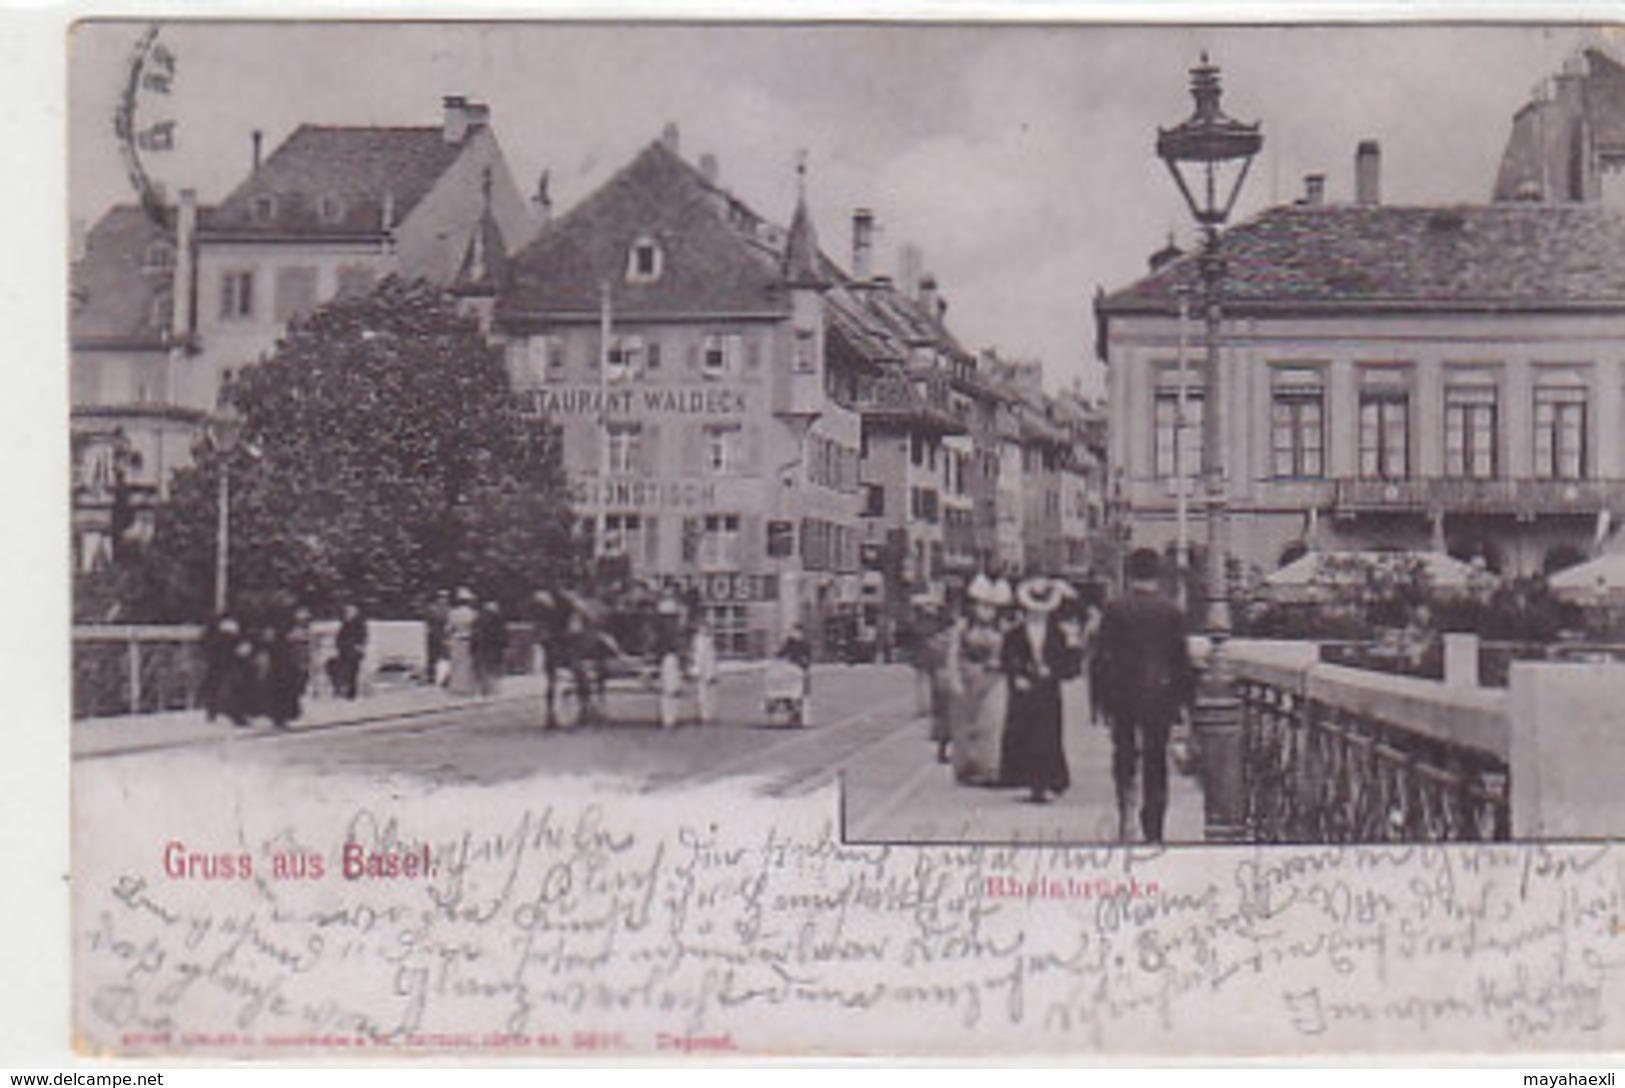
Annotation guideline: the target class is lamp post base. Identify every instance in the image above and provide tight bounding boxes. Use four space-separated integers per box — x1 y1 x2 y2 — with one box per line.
1193 637 1247 842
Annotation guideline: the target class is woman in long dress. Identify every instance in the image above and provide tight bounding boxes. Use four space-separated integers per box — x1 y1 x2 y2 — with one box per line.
446 588 480 696
1000 578 1083 803
947 575 1011 786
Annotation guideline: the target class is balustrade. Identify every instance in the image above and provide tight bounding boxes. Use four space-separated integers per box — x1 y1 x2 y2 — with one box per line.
1230 641 1511 843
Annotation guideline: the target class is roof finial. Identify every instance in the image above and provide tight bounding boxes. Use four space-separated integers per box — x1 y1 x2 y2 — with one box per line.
795 148 808 199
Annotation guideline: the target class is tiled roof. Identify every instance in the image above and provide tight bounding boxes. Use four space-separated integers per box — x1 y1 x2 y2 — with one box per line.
70 205 178 347
207 125 467 237
1099 204 1625 315
500 141 789 320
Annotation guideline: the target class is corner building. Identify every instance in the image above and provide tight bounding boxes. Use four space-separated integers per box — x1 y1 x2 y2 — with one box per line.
497 135 865 658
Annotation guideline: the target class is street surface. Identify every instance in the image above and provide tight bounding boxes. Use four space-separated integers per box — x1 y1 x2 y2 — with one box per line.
75 663 1203 844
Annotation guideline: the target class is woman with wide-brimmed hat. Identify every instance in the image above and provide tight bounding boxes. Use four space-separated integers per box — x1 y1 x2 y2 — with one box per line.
999 576 1084 803
944 573 1012 785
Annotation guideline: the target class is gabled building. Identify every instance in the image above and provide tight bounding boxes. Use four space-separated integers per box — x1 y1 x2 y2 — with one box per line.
69 96 535 569
193 96 535 403
1097 184 1625 580
496 130 865 658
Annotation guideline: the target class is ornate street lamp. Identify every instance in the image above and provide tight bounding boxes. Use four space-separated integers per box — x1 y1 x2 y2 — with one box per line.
206 401 244 616
1156 54 1262 841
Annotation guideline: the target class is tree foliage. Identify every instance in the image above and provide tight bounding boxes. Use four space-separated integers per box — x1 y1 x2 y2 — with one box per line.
134 278 577 620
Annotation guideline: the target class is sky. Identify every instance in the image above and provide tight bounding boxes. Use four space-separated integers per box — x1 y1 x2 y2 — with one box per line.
69 20 1617 396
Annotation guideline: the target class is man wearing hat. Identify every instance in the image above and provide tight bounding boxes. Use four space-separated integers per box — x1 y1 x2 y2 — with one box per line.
1093 548 1196 843
999 577 1084 804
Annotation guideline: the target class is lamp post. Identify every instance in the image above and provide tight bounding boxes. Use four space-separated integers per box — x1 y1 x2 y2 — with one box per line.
1156 53 1262 841
208 402 243 616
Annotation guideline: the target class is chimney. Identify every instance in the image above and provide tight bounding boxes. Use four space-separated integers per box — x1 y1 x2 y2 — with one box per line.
852 208 874 280
661 122 680 154
172 188 197 341
381 188 396 232
251 130 263 173
1303 173 1326 206
442 95 471 144
1355 140 1381 206
699 153 719 187
899 244 924 301
918 274 939 321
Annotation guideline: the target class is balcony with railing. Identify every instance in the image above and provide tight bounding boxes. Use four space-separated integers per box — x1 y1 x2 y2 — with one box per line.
1336 477 1625 516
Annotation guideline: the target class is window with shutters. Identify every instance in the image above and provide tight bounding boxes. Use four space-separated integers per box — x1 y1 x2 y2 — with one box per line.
273 266 319 322
219 270 255 320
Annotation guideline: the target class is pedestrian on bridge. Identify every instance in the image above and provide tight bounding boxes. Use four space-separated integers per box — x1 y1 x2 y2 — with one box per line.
1092 548 1196 843
1000 578 1084 804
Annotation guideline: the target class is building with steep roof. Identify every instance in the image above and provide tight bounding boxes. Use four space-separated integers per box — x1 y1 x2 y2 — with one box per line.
1495 48 1625 205
1097 189 1625 580
497 131 865 658
193 96 534 404
69 96 535 571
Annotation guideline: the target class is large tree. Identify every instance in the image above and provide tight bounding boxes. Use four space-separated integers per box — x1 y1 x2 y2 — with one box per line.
136 277 577 620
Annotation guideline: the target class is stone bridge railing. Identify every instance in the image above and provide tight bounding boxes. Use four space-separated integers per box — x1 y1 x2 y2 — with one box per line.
1226 640 1512 843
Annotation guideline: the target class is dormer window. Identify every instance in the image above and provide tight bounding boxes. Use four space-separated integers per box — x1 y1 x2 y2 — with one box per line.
142 241 174 274
626 236 662 284
249 195 278 223
316 194 346 224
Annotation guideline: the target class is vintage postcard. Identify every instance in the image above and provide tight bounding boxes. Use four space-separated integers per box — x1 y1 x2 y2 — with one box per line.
63 15 1625 1060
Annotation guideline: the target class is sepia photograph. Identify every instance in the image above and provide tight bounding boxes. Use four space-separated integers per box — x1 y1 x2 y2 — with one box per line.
59 15 1625 1061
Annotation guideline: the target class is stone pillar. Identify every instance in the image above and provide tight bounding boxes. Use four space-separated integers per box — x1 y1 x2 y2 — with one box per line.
1443 632 1479 687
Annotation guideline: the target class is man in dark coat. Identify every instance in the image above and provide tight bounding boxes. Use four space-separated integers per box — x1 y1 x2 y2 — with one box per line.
330 603 368 700
1092 548 1196 843
1000 578 1083 804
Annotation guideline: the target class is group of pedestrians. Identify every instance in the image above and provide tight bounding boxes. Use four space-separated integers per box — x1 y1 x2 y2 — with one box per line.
425 588 510 698
200 603 366 731
921 547 1196 842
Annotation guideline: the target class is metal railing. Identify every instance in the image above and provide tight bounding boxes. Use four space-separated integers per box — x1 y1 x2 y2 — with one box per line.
1335 476 1625 514
1229 641 1511 843
73 625 206 719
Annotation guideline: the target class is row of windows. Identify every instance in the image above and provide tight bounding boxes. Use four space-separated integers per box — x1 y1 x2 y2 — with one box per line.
214 265 376 323
585 512 744 569
524 333 756 382
603 423 754 476
1153 367 1602 482
582 512 869 572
